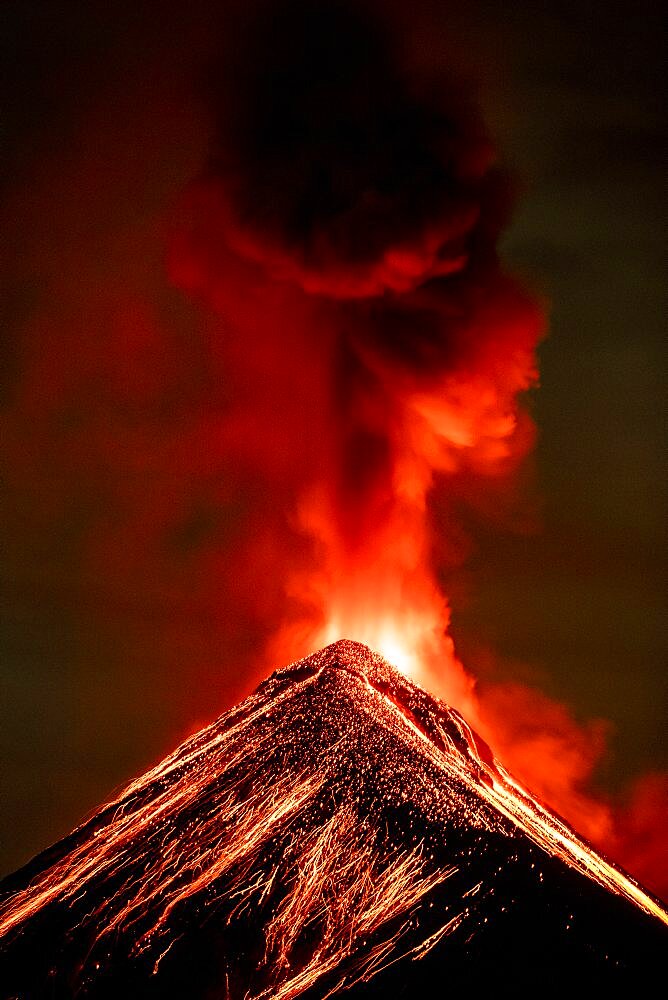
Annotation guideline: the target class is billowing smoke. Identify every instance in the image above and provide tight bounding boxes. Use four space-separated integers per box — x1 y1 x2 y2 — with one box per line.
203 1 501 299
170 0 540 715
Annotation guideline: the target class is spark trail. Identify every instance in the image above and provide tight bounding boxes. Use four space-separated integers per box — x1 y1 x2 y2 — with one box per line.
0 641 664 997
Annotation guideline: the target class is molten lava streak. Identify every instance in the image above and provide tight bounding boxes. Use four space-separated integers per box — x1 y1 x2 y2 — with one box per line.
0 643 664 997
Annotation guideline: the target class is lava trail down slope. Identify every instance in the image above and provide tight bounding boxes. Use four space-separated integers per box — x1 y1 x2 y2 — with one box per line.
0 640 665 997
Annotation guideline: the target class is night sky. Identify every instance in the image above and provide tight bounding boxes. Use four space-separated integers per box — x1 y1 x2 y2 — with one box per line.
1 0 665 892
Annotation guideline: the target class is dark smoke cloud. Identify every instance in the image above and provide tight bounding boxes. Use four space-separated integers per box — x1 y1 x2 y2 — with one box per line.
197 1 507 299
173 0 539 575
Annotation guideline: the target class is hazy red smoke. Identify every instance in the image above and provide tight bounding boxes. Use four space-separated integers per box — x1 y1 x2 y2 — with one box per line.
2 0 665 898
170 1 540 702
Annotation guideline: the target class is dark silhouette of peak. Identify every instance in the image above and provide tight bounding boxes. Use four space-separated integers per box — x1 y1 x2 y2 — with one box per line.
0 641 665 998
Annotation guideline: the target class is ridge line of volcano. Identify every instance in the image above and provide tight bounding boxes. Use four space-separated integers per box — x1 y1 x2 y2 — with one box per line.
287 642 668 927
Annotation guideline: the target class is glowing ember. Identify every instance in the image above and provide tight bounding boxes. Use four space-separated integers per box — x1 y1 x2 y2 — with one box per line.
0 641 664 997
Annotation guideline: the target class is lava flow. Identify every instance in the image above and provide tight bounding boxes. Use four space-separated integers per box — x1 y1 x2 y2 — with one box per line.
0 641 665 998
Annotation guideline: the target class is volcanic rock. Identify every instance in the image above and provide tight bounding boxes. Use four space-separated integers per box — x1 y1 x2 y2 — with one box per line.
0 640 665 997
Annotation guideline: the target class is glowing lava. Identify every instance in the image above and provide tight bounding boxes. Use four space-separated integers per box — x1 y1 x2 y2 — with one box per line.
0 641 664 998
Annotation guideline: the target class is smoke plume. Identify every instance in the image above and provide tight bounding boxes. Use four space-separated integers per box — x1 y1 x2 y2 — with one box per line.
170 0 541 713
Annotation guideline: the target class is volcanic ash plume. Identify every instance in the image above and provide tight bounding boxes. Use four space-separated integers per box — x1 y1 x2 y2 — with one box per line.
168 0 542 709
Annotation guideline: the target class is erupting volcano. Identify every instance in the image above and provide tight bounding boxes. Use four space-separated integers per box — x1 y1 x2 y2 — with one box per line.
2 0 665 993
0 641 664 998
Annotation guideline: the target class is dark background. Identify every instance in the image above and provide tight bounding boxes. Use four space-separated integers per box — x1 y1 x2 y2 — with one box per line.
1 0 665 879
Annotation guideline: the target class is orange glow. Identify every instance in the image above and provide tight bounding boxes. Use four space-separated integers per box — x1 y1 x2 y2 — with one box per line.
266 310 540 723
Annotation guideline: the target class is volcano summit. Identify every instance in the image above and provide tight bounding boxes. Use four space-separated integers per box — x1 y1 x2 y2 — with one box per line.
0 640 665 997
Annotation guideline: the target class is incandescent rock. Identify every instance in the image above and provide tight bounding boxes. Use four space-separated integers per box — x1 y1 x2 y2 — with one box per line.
0 640 665 997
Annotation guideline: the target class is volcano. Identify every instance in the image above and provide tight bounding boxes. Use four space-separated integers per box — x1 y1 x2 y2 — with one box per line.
1 640 665 997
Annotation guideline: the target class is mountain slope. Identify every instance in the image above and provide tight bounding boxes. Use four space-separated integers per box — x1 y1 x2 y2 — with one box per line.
0 640 665 997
